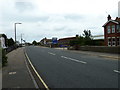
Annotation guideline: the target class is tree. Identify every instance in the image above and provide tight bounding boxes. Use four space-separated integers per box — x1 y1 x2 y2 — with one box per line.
32 40 37 45
69 36 85 46
83 30 92 38
82 30 93 45
2 48 8 66
7 38 15 47
69 30 93 46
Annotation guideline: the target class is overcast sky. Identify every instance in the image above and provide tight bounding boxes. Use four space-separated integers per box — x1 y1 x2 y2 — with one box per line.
0 0 119 43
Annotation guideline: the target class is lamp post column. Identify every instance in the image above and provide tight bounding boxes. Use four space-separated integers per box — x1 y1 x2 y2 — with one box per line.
14 23 22 45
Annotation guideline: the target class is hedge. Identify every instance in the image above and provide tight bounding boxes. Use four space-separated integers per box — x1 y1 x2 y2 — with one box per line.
2 48 8 67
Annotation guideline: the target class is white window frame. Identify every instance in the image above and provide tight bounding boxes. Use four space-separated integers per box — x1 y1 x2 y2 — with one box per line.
112 25 115 33
112 37 116 46
116 25 120 33
107 26 111 34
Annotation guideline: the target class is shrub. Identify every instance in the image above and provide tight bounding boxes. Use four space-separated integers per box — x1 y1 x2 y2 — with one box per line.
2 49 8 67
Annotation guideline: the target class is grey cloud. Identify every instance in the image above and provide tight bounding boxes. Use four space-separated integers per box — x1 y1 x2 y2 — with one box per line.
2 13 49 22
20 16 49 22
53 26 66 31
64 14 84 20
15 1 35 12
88 27 98 30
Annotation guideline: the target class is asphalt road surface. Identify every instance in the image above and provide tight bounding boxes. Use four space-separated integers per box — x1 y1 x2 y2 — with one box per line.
25 46 119 88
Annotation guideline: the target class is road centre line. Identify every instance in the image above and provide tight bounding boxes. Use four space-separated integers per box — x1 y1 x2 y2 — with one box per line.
48 52 56 55
113 70 120 73
61 56 87 64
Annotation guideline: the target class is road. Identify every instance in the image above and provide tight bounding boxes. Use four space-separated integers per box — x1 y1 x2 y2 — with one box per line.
25 46 118 88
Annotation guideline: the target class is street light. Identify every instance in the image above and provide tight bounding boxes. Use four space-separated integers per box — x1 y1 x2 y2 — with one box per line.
14 23 22 44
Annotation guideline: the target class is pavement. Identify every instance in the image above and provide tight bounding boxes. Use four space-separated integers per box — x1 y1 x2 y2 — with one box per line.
2 47 37 89
54 47 119 60
25 46 118 88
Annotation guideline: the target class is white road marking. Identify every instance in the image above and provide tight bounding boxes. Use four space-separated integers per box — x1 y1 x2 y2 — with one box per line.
9 72 16 75
61 56 87 64
114 70 120 73
48 52 56 55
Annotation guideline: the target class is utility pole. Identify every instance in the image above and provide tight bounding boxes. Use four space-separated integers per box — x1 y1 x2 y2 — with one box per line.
21 34 22 45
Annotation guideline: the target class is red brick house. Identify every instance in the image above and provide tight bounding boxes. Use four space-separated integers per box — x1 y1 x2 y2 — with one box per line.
58 35 79 47
103 15 120 46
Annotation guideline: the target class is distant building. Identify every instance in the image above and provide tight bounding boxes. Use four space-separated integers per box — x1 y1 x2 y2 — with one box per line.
40 37 52 46
58 35 79 47
102 15 120 46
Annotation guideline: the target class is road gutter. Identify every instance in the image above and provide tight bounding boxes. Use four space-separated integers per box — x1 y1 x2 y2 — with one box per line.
24 48 50 90
24 53 39 88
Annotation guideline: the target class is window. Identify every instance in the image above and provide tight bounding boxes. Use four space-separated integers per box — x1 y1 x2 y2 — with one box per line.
107 26 111 33
117 37 120 46
112 25 115 33
112 37 116 46
117 25 120 33
108 37 111 46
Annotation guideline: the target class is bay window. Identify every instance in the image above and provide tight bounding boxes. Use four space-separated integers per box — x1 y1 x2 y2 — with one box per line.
112 25 115 33
107 26 111 33
116 25 120 33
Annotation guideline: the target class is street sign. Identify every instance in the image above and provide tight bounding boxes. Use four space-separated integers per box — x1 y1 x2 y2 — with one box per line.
52 37 58 44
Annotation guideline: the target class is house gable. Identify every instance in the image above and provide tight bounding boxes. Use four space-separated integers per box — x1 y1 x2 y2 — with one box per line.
102 20 119 27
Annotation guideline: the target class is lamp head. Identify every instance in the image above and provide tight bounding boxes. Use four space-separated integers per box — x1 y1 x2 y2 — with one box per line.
15 23 22 24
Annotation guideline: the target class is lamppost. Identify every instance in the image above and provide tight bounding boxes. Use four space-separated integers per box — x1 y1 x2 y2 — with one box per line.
14 23 22 45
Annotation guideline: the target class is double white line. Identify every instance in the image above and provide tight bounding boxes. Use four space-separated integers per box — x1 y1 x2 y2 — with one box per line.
61 56 87 64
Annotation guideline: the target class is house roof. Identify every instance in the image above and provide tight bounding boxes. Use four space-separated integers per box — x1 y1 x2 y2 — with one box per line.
40 38 52 42
46 39 52 42
58 37 76 41
102 19 119 27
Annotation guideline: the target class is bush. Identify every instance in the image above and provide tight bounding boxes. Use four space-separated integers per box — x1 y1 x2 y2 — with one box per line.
2 49 8 67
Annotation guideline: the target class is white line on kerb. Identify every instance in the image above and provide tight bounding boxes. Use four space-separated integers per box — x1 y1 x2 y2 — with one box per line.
48 52 56 55
114 70 120 73
61 56 87 64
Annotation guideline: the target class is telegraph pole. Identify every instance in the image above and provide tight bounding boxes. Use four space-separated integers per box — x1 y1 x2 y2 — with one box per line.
21 34 22 45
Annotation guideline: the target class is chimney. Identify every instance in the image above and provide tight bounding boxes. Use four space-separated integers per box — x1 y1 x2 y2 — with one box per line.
76 34 79 38
107 15 111 21
115 17 118 21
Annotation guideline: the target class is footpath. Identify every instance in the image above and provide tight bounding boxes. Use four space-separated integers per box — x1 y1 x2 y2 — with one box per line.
2 47 37 89
54 47 119 60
